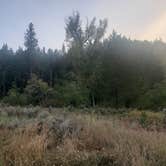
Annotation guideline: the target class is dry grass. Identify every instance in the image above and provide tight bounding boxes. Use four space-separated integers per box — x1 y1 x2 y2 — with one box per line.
2 124 48 166
0 107 166 166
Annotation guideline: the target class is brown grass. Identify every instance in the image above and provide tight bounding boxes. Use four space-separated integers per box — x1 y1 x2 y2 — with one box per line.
0 107 166 166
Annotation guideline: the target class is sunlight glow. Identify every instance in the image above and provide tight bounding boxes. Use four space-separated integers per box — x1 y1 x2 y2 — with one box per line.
140 12 166 41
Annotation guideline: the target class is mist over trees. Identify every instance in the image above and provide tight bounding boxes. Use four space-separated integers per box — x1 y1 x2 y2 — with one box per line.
1 11 166 109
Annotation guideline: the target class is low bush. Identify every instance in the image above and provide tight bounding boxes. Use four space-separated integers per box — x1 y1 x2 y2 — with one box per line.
2 89 27 106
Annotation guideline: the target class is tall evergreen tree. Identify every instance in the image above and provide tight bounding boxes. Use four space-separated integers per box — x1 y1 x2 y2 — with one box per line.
24 22 38 75
24 22 38 52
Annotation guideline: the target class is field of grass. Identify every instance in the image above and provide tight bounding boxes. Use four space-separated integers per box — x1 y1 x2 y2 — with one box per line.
0 106 166 166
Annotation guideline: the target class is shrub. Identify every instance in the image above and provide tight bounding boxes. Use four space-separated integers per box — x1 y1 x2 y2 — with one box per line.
25 74 49 105
37 111 50 120
139 111 148 127
55 81 89 107
127 110 164 129
137 81 166 109
2 88 27 106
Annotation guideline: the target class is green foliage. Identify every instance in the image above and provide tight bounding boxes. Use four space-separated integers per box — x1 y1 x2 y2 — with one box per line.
55 81 89 107
0 13 166 109
137 81 166 109
25 74 50 105
139 112 148 127
2 76 89 107
2 88 27 106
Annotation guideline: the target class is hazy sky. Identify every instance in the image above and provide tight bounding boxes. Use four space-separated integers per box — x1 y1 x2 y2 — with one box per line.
0 0 166 50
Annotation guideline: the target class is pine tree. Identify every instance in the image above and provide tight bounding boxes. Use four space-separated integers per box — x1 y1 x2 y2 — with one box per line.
24 22 38 75
24 22 38 53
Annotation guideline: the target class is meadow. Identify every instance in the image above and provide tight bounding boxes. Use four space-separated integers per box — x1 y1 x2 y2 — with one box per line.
0 106 166 166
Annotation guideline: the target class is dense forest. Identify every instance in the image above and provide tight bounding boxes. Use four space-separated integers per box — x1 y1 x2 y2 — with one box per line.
1 11 166 109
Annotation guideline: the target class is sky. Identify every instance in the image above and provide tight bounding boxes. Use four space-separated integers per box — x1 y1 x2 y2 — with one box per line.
0 0 166 50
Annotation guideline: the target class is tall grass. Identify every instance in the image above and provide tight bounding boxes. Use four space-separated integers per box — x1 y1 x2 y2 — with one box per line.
0 107 166 165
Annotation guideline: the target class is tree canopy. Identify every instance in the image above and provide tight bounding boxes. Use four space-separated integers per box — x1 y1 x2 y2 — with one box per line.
0 12 166 109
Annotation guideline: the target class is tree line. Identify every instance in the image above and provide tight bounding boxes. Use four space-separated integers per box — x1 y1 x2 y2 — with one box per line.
1 11 166 109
